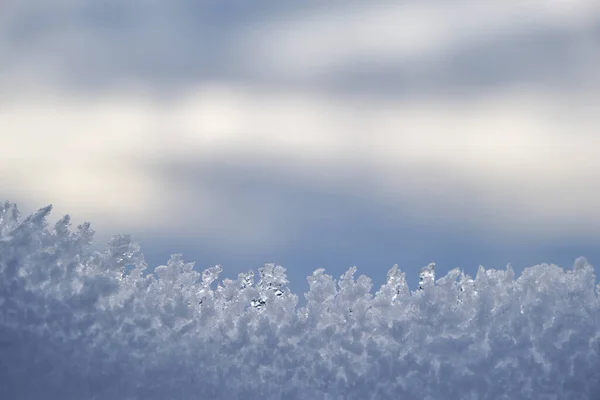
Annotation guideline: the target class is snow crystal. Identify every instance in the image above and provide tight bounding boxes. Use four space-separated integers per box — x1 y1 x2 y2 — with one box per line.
418 262 435 290
1 202 599 399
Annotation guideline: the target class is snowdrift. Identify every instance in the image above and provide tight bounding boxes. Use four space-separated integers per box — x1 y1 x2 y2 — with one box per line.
1 202 599 399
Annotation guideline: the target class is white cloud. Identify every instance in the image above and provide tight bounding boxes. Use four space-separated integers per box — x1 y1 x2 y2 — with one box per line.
2 83 600 243
2 0 600 244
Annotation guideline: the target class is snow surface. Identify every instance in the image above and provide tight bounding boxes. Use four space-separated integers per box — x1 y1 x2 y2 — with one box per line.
1 202 599 399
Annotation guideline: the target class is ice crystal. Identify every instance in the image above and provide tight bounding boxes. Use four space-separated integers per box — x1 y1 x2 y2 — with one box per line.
418 262 435 290
1 203 599 400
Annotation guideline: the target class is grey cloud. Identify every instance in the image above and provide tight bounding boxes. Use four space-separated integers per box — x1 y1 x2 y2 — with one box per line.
428 22 600 92
3 1 599 99
0 1 322 93
276 21 600 100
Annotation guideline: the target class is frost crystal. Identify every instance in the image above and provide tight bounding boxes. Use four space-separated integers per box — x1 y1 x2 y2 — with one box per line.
386 264 408 303
1 202 600 400
418 262 435 290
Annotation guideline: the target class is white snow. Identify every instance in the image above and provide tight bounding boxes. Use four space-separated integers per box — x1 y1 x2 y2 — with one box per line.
0 201 599 399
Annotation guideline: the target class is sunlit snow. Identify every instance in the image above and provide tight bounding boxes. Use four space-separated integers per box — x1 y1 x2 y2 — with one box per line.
1 202 599 399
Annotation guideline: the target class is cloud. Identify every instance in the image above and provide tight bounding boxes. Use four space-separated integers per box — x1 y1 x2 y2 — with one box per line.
235 0 600 84
2 0 599 96
2 0 600 253
2 83 600 247
0 1 319 92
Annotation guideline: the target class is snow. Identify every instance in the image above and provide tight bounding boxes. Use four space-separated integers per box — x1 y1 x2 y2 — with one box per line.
1 201 599 399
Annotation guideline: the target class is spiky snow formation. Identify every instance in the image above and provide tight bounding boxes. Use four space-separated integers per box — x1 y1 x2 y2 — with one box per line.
1 202 599 399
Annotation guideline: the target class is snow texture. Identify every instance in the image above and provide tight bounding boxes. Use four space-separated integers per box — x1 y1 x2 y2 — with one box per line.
1 202 599 399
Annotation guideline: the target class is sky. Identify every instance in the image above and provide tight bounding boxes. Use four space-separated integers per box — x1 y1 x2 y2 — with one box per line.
1 0 600 295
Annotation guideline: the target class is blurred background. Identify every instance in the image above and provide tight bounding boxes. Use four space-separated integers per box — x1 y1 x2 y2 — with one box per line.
1 0 600 295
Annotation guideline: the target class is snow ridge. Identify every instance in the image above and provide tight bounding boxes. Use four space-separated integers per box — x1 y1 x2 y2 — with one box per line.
1 202 599 399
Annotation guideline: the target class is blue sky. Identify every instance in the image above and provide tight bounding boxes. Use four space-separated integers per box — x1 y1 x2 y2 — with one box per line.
2 0 600 295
